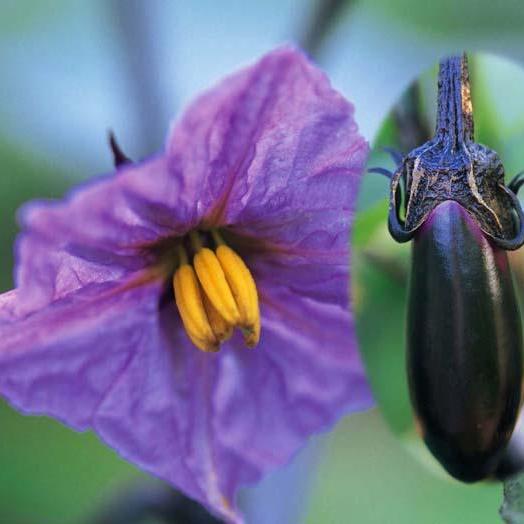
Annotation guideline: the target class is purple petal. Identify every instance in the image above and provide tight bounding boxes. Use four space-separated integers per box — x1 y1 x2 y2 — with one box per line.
0 275 371 522
83 286 372 522
167 46 367 233
0 280 162 430
167 46 367 306
247 244 350 308
0 276 242 522
16 46 366 315
211 284 373 501
14 155 195 313
92 302 243 522
0 289 18 324
0 278 371 523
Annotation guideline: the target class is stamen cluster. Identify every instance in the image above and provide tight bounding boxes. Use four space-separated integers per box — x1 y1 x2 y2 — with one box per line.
173 229 260 352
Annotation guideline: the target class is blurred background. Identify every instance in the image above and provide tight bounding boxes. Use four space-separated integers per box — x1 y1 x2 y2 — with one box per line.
2 1 524 523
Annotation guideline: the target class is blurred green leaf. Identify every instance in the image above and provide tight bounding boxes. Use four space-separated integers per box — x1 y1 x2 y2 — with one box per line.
354 252 412 434
369 0 524 37
0 400 145 523
471 55 524 178
354 110 412 434
352 199 389 248
0 0 68 34
307 411 502 524
470 55 504 154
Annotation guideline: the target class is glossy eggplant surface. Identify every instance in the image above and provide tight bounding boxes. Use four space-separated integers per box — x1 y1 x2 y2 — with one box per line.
407 200 522 482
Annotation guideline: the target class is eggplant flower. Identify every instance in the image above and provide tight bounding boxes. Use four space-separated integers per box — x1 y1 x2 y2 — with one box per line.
0 47 371 522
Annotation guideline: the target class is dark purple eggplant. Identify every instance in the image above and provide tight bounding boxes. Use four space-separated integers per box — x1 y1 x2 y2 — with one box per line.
383 55 524 481
408 200 522 481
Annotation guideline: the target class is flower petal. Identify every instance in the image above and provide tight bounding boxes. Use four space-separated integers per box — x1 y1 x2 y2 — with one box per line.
81 287 372 523
0 277 242 522
14 155 194 312
167 46 368 234
16 46 366 315
91 302 244 523
0 278 371 524
167 45 366 307
0 280 162 430
0 289 18 324
247 243 351 308
210 285 373 505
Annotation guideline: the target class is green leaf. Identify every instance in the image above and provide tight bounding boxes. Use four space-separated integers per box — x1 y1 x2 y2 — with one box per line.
0 399 145 522
354 252 412 434
369 0 524 38
352 199 389 248
0 0 69 35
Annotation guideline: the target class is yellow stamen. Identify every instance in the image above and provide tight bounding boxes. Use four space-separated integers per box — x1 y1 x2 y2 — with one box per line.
215 243 260 348
193 247 241 325
173 231 261 352
173 247 219 353
202 292 233 343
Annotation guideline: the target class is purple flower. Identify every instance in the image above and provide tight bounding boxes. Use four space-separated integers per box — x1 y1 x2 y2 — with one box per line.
0 47 371 522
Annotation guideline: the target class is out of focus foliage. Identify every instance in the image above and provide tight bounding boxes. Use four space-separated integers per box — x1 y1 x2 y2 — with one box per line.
369 0 524 36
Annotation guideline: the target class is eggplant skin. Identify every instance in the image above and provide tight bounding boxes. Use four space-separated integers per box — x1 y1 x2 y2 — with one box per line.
408 200 523 482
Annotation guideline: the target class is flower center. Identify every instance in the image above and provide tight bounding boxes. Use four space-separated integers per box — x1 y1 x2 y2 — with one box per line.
172 229 260 353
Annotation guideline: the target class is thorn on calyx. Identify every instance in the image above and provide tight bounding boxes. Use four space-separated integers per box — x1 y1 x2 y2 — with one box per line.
108 130 132 167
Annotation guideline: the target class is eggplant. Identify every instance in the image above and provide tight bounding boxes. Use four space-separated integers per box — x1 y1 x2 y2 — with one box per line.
385 55 524 481
408 200 522 481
